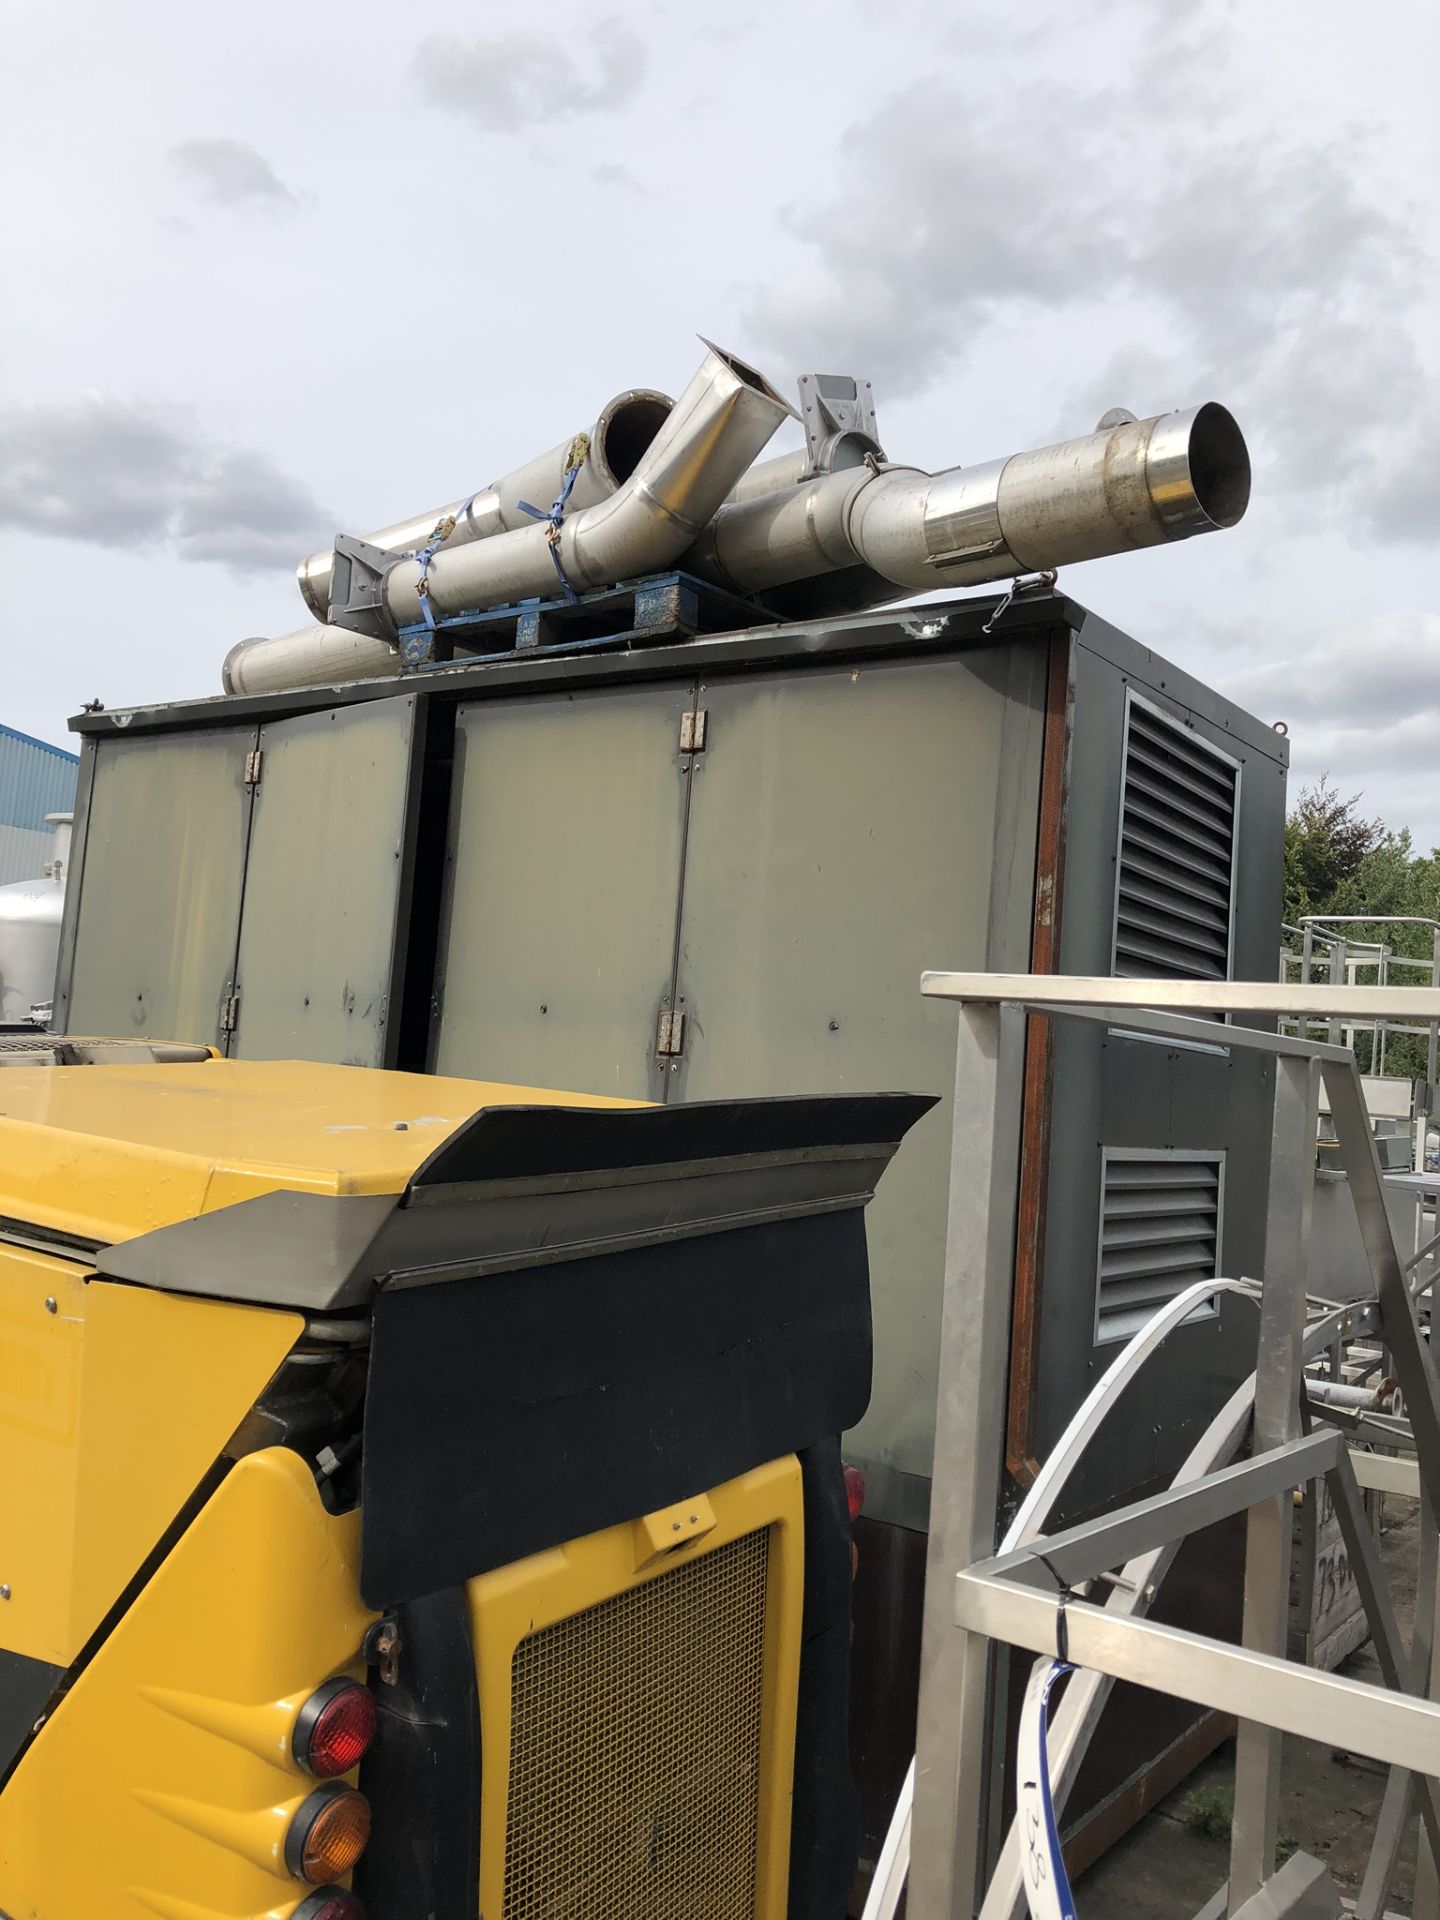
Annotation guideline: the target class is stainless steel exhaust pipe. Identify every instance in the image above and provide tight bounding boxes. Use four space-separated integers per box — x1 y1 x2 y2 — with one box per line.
221 344 791 692
222 624 399 697
844 402 1249 590
353 343 792 635
296 388 675 621
686 467 870 591
723 425 880 507
222 396 1247 693
682 403 1247 606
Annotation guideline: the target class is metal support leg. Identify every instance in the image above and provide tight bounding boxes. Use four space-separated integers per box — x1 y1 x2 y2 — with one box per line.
1197 1851 1344 1919
1416 1539 1440 1920
1328 1464 1440 1865
1321 1057 1440 1479
1355 1491 1437 1920
1323 1055 1440 1917
1230 1056 1320 1911
1327 940 1348 1047
910 1003 1026 1920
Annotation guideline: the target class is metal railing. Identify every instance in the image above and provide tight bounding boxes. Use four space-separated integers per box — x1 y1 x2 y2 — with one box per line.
1281 917 1440 1101
907 974 1440 1920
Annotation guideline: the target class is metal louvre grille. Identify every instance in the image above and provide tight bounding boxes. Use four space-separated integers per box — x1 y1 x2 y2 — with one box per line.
1097 1152 1223 1343
504 1526 771 1920
1115 701 1238 981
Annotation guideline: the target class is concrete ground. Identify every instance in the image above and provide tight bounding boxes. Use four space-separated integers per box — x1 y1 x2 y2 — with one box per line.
1074 1496 1419 1916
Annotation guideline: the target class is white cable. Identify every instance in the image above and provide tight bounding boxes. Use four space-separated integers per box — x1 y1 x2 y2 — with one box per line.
999 1278 1258 1556
860 1278 1260 1920
862 1757 914 1920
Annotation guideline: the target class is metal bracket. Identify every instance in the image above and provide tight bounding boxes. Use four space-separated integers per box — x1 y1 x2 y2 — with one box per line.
363 1615 402 1687
328 534 397 640
796 372 885 476
680 708 708 754
656 1008 686 1057
219 992 240 1034
243 748 263 788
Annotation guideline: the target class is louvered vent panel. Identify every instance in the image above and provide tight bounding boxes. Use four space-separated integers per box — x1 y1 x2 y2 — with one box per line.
1097 1153 1222 1343
1115 704 1237 981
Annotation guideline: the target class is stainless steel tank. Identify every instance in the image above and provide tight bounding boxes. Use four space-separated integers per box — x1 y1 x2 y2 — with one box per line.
0 813 70 1024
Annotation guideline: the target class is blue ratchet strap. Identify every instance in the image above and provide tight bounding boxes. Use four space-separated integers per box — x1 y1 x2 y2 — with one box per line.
517 436 588 605
413 495 477 632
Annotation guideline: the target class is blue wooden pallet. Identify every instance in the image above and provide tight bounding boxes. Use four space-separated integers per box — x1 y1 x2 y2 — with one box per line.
397 570 778 672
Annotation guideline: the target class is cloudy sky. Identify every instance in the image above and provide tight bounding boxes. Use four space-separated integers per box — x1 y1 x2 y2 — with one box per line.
2 0 1437 839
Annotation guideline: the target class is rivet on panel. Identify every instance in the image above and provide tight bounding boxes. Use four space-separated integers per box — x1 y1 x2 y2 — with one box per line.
43 1297 57 1315
0 1585 11 1600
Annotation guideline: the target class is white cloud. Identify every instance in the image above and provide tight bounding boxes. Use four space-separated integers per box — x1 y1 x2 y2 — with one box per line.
743 12 1436 565
169 137 296 209
412 19 647 131
0 397 333 575
1218 614 1440 844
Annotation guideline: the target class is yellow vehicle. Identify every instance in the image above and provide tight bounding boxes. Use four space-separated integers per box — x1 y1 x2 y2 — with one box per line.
0 1047 927 1919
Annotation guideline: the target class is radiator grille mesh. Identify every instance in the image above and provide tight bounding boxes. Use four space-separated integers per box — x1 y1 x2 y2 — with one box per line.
1115 702 1238 981
503 1526 771 1920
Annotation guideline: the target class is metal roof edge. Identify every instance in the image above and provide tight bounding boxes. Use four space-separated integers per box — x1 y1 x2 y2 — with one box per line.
67 592 1076 738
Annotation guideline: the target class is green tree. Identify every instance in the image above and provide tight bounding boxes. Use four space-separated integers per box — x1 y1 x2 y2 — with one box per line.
1282 778 1384 924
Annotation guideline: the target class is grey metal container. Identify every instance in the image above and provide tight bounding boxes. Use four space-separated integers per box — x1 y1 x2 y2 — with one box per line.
54 587 1287 1871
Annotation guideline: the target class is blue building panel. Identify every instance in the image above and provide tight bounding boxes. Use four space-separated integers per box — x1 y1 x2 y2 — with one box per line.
0 723 80 886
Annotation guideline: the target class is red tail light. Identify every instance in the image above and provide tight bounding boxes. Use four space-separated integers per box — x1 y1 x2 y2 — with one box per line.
295 1679 378 1778
844 1466 866 1522
294 1891 366 1920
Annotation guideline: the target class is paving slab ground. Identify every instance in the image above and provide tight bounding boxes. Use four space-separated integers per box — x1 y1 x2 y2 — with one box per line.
1074 1496 1420 1916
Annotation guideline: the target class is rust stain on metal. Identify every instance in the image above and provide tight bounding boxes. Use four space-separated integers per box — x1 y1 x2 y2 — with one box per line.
1006 628 1073 1488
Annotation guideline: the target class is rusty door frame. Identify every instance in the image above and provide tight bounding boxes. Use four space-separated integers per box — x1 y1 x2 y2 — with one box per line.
1006 627 1076 1486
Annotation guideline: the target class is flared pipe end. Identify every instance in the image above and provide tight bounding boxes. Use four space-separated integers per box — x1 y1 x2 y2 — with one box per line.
697 337 800 422
1147 402 1251 537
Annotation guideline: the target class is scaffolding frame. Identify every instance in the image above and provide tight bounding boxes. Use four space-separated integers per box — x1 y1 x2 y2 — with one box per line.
909 975 1440 1920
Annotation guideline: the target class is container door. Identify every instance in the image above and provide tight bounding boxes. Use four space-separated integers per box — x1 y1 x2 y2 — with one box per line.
432 682 697 1101
229 699 420 1066
666 651 1047 1510
62 727 257 1049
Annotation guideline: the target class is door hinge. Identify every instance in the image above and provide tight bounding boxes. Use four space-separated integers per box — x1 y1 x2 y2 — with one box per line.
220 991 241 1033
679 708 708 753
656 1007 686 1056
243 748 263 787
